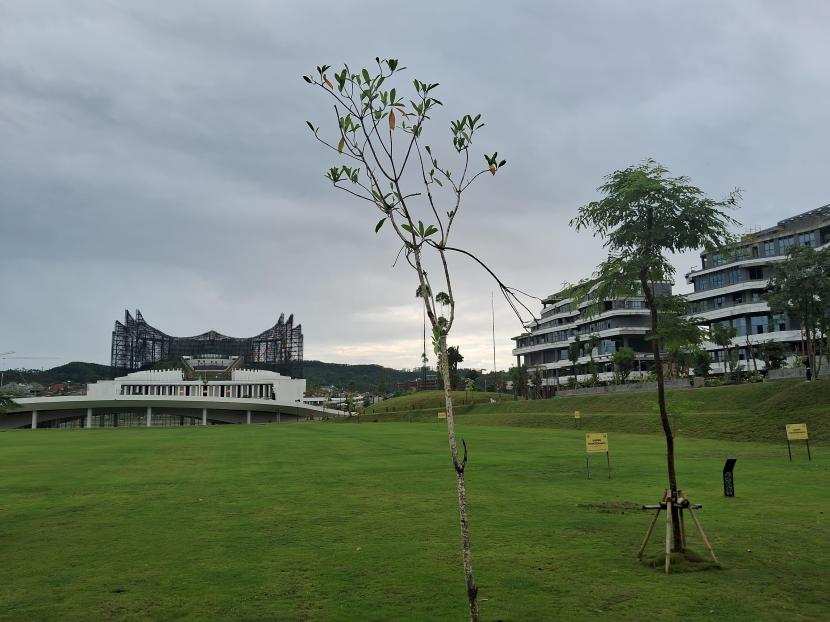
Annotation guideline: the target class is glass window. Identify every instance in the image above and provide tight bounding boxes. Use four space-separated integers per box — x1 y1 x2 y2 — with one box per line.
600 339 616 355
780 236 794 252
731 318 747 337
714 296 725 308
763 240 775 256
727 269 743 285
711 273 724 289
750 315 768 335
772 314 787 332
799 231 816 247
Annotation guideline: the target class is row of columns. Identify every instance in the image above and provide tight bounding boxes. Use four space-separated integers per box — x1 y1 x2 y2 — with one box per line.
31 407 286 429
121 384 275 398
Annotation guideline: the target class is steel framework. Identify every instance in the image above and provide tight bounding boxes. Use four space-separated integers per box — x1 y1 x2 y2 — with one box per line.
111 309 303 377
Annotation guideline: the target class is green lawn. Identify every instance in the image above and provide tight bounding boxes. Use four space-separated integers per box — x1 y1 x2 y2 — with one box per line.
365 380 830 444
0 422 827 621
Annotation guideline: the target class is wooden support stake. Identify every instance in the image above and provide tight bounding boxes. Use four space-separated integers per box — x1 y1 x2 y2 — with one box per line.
638 508 661 559
606 452 612 480
787 439 792 462
678 508 687 551
688 506 719 564
665 499 673 574
806 439 812 461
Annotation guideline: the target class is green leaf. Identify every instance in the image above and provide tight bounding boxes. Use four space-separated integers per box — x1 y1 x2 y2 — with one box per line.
337 137 345 153
362 68 371 84
302 75 312 84
375 218 386 233
306 121 315 132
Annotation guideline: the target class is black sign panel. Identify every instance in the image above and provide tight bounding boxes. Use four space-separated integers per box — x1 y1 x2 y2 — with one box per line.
722 458 737 497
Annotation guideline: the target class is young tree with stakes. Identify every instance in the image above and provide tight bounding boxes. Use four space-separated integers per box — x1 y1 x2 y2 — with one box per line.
304 58 536 620
568 159 739 560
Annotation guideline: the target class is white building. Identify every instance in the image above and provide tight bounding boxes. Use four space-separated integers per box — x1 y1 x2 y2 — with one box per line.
685 204 830 373
87 368 305 403
512 282 672 393
0 368 349 430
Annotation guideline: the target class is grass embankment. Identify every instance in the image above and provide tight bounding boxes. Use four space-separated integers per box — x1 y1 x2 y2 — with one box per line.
363 380 830 444
0 425 827 620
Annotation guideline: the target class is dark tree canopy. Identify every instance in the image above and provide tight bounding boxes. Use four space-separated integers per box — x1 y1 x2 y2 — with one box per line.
569 159 740 300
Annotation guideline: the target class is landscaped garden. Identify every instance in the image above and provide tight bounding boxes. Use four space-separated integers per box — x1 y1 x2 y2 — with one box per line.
1 383 827 620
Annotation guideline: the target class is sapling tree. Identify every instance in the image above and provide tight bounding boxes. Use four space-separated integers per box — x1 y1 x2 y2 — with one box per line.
765 245 830 380
692 349 712 378
304 58 535 621
654 294 704 379
611 346 636 383
710 323 737 382
569 159 739 554
568 336 581 385
587 334 600 384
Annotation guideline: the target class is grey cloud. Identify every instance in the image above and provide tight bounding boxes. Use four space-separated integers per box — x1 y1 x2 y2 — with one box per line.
1 1 828 372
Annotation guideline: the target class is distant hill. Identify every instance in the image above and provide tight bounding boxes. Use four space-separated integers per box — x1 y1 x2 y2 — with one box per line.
4 362 116 386
4 360 418 393
302 360 418 393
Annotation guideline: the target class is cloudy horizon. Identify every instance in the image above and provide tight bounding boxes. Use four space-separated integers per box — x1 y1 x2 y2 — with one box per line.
2 1 829 374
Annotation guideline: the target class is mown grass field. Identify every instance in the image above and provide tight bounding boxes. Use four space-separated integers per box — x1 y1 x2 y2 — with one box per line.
1 409 828 620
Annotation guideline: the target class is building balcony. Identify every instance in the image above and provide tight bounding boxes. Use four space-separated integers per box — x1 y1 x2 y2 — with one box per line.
688 302 771 322
685 279 768 302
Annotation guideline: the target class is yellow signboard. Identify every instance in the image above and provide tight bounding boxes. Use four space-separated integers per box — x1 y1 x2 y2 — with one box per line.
585 433 608 453
786 423 808 441
574 411 581 419
437 412 447 420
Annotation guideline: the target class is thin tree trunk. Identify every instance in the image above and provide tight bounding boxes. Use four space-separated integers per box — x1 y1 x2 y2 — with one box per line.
439 334 479 622
640 273 683 551
747 336 758 375
723 344 729 382
805 323 816 381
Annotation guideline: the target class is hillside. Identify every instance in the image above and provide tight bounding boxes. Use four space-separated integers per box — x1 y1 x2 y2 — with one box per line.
302 360 418 392
3 362 116 386
4 359 418 393
362 380 830 444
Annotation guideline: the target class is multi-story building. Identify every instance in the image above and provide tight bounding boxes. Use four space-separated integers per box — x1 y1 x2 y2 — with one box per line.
685 204 830 372
512 282 672 394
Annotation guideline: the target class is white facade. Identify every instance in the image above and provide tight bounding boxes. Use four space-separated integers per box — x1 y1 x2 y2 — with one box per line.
685 204 830 372
86 368 306 403
512 282 672 391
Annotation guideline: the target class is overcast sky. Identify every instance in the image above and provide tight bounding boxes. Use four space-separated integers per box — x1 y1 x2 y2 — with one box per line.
1 1 828 374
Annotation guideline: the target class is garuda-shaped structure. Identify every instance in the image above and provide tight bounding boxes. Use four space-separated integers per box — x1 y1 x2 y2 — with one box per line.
110 309 303 377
